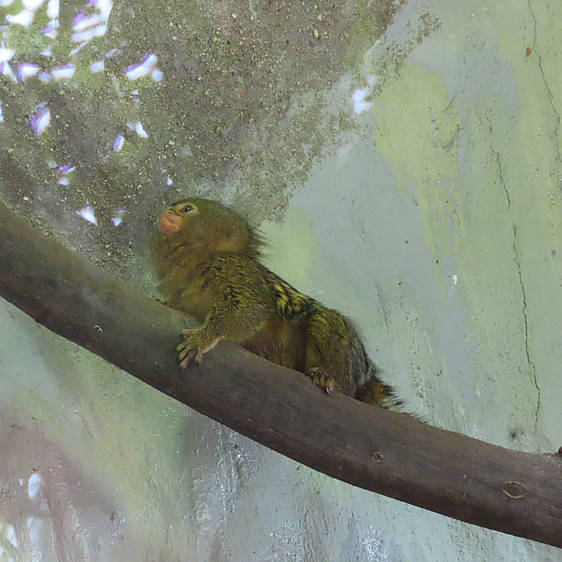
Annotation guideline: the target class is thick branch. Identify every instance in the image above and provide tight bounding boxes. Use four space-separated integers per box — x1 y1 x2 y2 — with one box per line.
0 202 560 549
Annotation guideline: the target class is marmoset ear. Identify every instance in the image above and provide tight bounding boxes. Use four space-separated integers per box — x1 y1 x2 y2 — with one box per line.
215 229 249 252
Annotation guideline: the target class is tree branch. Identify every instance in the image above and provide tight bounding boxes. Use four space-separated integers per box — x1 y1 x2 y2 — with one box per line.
0 202 560 549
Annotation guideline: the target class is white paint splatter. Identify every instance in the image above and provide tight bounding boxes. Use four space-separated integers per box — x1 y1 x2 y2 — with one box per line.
125 53 160 80
47 0 59 19
166 176 174 186
0 61 17 81
127 120 148 138
151 68 163 81
113 133 125 151
72 23 107 42
58 164 75 174
351 76 377 115
73 12 105 32
0 48 15 62
38 71 52 82
111 208 126 226
28 473 41 499
135 121 148 138
52 64 75 80
448 273 459 296
22 0 44 10
72 0 111 43
90 60 104 72
6 9 34 27
17 62 39 80
30 102 50 136
26 516 44 555
0 101 3 123
57 164 75 185
0 52 16 80
95 0 112 20
351 87 372 114
76 205 97 225
69 41 90 56
105 48 121 58
6 525 18 548
0 0 14 6
40 19 59 39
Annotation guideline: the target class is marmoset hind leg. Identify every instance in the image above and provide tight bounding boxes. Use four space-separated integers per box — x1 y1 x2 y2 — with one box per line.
304 306 400 407
303 306 365 396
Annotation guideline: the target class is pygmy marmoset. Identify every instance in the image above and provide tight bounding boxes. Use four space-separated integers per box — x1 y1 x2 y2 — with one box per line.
152 197 401 408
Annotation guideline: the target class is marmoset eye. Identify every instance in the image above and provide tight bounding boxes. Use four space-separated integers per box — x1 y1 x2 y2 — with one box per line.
182 204 193 213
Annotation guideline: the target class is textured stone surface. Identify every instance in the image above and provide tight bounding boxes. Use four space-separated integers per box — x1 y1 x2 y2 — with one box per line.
0 0 560 560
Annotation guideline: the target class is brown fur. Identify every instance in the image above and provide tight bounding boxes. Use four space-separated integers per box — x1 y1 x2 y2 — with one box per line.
152 197 401 408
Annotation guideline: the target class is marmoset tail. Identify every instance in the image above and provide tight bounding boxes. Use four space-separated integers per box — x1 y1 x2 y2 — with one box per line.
152 197 401 409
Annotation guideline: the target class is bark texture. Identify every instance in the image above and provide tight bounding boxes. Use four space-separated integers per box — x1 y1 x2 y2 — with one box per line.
0 202 560 548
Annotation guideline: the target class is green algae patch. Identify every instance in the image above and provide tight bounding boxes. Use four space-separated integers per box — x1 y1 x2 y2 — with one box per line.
260 208 320 290
372 63 461 291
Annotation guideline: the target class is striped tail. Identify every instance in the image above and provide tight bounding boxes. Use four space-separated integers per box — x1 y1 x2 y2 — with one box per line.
355 364 404 410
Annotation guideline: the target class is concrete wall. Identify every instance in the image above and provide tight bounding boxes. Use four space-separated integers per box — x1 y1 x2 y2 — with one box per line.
0 0 560 560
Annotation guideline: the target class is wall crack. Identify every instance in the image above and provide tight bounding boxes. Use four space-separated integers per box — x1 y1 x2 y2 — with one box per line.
494 148 541 426
512 224 541 427
492 146 511 208
528 0 561 180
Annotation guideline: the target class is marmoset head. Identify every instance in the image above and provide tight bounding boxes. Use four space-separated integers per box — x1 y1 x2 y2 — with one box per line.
156 197 262 255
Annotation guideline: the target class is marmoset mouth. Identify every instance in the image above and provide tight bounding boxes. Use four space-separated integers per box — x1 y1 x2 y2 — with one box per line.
158 211 181 233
